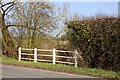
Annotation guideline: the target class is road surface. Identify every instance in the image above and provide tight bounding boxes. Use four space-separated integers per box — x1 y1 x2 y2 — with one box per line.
1 64 107 79
2 64 95 78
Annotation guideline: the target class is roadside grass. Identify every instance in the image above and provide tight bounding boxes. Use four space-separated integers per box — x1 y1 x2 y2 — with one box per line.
1 56 120 79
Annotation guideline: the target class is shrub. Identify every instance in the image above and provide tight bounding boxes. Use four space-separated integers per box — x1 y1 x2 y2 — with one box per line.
66 16 120 71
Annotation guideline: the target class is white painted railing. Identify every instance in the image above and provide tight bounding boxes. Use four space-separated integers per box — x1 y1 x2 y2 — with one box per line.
18 47 78 67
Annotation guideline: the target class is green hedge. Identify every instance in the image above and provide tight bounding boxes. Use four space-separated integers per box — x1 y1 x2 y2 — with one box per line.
66 16 120 71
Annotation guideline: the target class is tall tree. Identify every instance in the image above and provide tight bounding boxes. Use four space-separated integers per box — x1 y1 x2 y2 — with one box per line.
0 1 17 58
11 2 57 48
1 1 69 58
0 2 56 57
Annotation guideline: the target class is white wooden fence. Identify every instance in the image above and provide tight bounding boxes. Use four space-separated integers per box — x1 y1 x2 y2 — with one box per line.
18 47 78 67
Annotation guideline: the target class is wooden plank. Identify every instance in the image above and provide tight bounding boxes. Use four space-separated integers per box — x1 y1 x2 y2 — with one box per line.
21 58 34 60
18 47 21 61
56 50 74 53
56 61 74 64
53 48 56 64
34 48 37 63
21 53 34 55
56 56 75 59
37 54 52 57
37 59 52 62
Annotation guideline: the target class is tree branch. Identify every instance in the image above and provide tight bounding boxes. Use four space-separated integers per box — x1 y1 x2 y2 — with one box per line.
6 24 45 35
5 3 16 15
4 2 14 13
0 3 5 13
1 2 14 7
6 24 20 27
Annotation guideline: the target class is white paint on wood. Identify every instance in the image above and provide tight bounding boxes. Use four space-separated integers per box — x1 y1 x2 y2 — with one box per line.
18 47 21 61
34 48 37 63
53 48 56 64
18 47 78 68
74 50 78 68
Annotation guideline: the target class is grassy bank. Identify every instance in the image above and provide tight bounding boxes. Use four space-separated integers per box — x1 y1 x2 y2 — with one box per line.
0 56 120 79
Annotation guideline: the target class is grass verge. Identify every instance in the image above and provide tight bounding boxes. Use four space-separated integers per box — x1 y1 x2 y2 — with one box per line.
0 56 120 79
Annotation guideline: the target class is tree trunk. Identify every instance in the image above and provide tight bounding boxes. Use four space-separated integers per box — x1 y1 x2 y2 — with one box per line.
2 14 17 58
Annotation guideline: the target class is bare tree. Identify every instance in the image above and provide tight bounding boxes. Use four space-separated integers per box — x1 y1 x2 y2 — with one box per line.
0 1 17 58
0 1 70 58
11 2 58 48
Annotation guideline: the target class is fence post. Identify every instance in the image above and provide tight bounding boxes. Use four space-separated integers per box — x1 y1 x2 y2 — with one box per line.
34 48 37 63
18 47 21 61
74 49 78 68
53 48 56 64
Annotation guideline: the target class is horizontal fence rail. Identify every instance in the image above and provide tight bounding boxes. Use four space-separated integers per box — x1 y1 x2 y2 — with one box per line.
18 47 78 67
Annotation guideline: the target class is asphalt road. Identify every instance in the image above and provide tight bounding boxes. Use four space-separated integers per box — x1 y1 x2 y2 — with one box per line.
1 64 108 80
2 64 96 78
